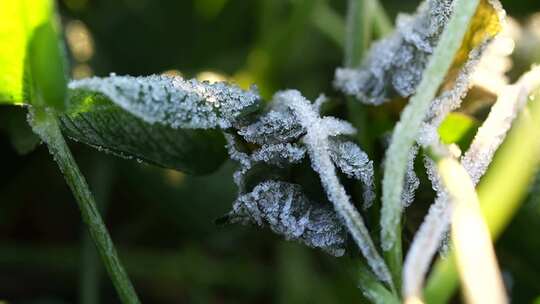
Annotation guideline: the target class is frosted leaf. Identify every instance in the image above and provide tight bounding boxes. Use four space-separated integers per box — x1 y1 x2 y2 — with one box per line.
59 90 227 174
334 0 455 105
227 180 347 256
401 145 420 207
224 133 252 190
328 139 375 209
69 74 260 129
238 108 304 145
251 143 306 168
321 117 357 137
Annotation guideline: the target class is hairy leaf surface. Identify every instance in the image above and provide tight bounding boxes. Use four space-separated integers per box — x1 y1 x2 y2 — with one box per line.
60 90 227 175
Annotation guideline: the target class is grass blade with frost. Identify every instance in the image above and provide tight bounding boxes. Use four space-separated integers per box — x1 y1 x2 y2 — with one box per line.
379 2 481 286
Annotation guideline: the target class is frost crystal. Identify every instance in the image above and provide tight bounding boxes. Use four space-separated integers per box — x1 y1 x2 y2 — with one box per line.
238 108 305 145
328 139 375 209
401 145 420 207
227 180 347 257
69 74 260 129
402 155 451 300
251 143 306 168
334 0 455 105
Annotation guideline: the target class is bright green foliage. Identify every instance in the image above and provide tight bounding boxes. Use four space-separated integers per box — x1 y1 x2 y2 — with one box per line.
438 112 479 149
0 0 67 109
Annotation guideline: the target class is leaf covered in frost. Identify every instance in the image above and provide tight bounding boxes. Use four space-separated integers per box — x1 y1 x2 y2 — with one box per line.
238 108 305 145
226 180 347 257
60 90 227 175
328 139 375 209
335 0 503 105
251 143 306 168
69 74 261 129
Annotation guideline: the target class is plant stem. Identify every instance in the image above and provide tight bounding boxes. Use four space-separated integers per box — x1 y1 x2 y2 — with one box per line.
29 107 140 304
371 0 392 37
379 0 480 283
344 0 374 153
80 155 114 304
424 91 540 303
430 147 507 304
344 0 372 68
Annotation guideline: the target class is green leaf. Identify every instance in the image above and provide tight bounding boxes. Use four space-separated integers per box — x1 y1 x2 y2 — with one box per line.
0 0 67 109
60 90 228 175
438 112 479 150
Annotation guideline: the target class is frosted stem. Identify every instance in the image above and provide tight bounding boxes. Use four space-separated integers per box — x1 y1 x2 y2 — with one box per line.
403 67 540 300
29 107 140 304
435 153 508 304
402 156 450 301
380 0 480 280
462 66 540 184
285 92 393 286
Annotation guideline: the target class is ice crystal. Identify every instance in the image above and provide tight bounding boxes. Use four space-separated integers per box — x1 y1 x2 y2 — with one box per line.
224 133 252 190
69 74 261 129
401 145 420 207
251 143 306 168
238 108 305 145
328 139 375 209
334 0 455 105
402 155 451 300
227 180 347 257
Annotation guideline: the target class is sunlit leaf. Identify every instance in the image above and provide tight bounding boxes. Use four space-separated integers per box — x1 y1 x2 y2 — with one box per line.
0 0 67 109
438 112 479 149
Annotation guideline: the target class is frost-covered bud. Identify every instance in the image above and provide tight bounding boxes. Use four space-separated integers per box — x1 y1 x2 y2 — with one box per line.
251 143 306 168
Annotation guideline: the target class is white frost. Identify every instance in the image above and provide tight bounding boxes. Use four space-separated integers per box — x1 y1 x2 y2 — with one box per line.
69 74 260 129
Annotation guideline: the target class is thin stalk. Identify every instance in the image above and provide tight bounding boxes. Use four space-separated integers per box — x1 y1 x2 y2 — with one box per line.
380 0 480 283
344 0 373 153
312 1 345 49
80 155 114 304
424 92 540 304
344 0 372 67
371 0 392 37
358 262 401 304
29 107 140 304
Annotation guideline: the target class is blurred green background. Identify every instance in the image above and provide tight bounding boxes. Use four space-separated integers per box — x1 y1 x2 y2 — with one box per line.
1 0 540 303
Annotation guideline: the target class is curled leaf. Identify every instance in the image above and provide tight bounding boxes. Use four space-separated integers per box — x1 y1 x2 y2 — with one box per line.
328 138 375 209
227 180 347 257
